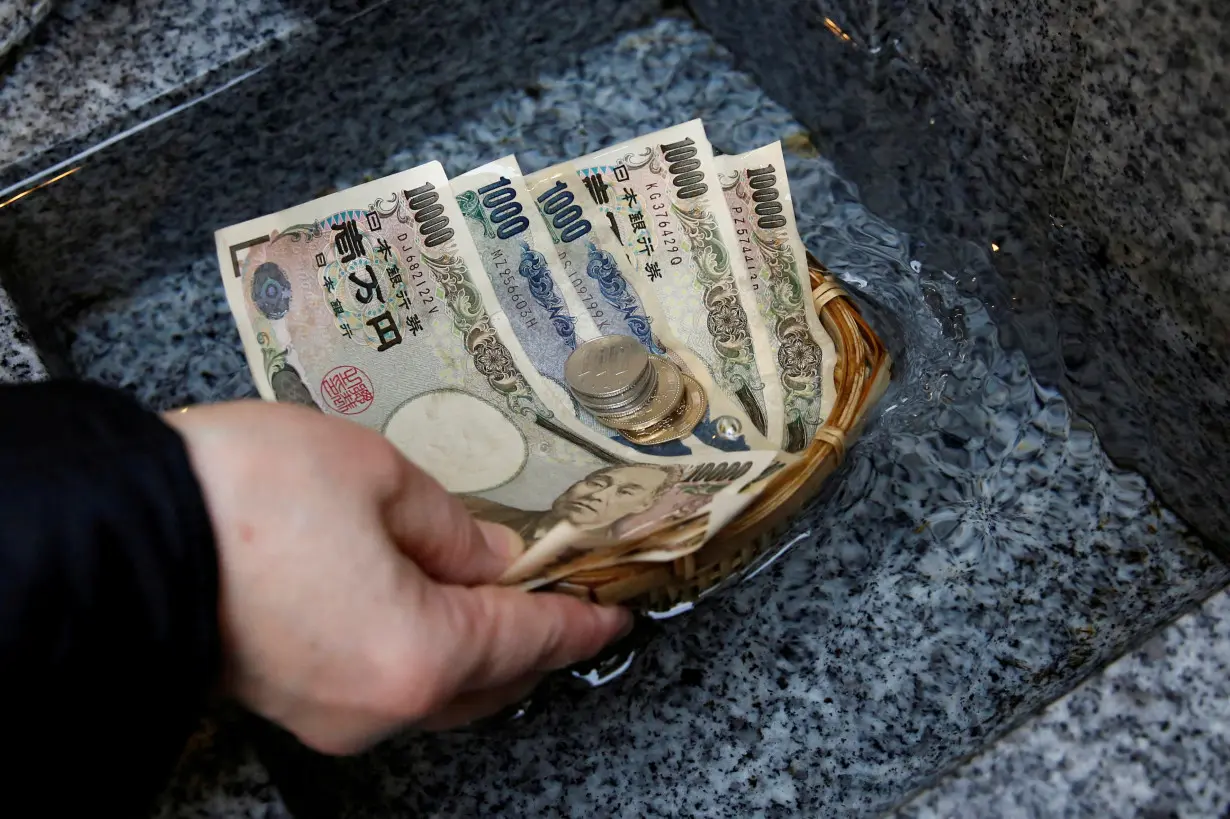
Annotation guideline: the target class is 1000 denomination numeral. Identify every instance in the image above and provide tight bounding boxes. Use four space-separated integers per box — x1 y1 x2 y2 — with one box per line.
475 176 532 239
535 180 593 242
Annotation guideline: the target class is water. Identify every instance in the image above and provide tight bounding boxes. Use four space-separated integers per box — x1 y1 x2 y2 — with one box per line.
68 16 1225 819
548 129 1211 685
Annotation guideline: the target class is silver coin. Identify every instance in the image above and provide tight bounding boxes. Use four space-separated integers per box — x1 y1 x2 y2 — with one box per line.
564 336 651 400
583 395 652 419
604 359 686 429
714 416 743 441
582 364 658 415
591 383 658 418
577 363 654 406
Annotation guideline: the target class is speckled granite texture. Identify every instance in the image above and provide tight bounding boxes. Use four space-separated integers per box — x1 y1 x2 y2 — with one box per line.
0 0 658 192
39 18 1212 818
0 283 45 382
1061 0 1230 347
160 590 1230 819
0 0 416 188
896 587 1230 819
0 0 52 63
688 0 1230 554
0 0 302 188
152 707 292 819
0 0 660 371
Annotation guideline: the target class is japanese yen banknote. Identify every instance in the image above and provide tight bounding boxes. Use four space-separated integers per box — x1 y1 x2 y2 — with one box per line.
718 141 837 452
215 159 779 572
569 121 785 450
215 122 837 588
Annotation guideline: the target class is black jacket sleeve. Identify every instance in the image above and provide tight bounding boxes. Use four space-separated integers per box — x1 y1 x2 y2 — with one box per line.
0 380 221 816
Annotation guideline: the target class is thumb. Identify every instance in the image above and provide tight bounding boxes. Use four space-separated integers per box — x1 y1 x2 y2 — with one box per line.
431 584 632 693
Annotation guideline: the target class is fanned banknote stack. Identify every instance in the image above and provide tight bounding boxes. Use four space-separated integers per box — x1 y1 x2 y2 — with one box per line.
215 120 890 609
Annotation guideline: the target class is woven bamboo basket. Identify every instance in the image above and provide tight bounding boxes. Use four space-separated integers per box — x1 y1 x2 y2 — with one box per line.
550 253 892 610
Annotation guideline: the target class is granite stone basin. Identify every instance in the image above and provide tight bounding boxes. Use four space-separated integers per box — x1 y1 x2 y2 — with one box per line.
1 2 1226 817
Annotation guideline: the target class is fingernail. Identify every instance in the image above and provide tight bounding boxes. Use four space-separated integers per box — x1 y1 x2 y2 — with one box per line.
477 521 525 561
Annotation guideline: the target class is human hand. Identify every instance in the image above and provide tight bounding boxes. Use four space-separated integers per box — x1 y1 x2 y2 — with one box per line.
164 400 631 755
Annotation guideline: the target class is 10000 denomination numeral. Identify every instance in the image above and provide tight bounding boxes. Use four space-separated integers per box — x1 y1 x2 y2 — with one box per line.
660 137 708 200
744 165 787 230
403 182 456 247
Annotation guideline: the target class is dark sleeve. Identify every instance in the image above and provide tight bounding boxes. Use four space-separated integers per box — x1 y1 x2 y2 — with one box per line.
0 380 221 815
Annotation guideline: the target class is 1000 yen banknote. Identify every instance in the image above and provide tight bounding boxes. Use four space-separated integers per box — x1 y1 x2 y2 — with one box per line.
526 158 664 350
453 155 601 409
527 159 766 459
571 120 785 451
718 142 838 452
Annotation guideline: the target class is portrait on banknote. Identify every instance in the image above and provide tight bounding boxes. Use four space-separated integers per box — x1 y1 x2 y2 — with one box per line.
464 462 693 545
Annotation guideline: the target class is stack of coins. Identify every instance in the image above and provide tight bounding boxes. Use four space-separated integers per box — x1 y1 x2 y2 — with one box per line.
564 335 708 446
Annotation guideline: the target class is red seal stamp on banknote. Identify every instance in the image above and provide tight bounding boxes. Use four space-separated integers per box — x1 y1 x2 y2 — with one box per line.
320 366 374 415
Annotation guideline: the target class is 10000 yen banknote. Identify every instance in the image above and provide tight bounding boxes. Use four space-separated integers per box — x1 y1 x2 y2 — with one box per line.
489 451 780 587
571 120 785 451
508 449 797 585
216 161 622 510
215 160 782 561
718 142 838 452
